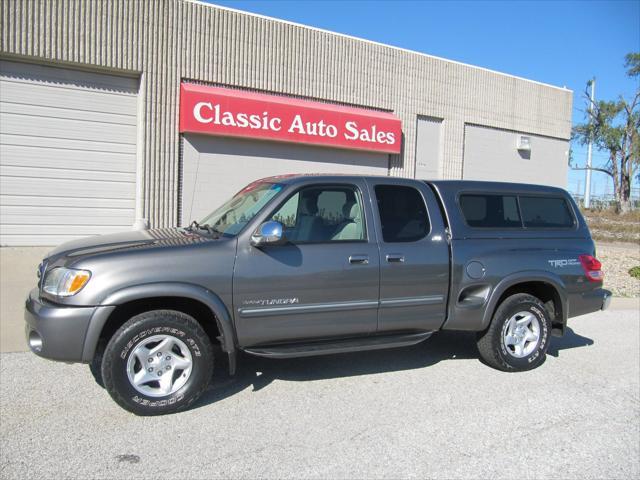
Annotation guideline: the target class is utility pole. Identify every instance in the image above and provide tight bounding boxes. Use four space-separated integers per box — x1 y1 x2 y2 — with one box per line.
584 78 596 208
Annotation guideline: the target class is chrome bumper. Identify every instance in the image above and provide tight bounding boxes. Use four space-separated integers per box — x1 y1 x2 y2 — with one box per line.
601 290 612 310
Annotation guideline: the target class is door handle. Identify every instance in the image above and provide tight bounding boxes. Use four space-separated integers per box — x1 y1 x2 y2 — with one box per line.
349 255 369 265
386 254 405 263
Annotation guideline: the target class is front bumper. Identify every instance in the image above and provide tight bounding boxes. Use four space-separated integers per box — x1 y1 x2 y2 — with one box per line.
24 288 97 362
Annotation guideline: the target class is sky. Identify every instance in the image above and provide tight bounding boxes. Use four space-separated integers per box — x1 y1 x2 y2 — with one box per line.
209 0 640 196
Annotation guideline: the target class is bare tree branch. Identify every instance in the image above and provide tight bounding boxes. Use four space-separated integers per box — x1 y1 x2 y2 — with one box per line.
570 166 614 177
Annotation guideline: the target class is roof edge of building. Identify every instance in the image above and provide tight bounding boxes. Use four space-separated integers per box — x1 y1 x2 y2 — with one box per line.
189 0 573 94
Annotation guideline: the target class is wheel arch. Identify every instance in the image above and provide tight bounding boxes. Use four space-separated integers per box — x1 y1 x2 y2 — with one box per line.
482 272 567 334
82 283 237 373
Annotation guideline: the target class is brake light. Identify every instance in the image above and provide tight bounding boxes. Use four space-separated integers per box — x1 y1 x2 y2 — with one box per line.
579 254 603 282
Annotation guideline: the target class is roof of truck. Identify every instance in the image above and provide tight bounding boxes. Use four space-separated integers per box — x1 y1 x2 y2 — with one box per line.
427 180 568 195
257 174 569 195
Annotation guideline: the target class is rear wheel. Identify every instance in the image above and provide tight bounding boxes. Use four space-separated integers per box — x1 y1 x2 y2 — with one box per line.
476 293 551 371
101 310 213 415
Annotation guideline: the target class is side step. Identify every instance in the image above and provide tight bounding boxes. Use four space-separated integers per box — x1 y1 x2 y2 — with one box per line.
243 331 433 359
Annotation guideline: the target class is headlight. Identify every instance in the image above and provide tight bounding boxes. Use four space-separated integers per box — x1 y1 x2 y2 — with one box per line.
42 267 91 297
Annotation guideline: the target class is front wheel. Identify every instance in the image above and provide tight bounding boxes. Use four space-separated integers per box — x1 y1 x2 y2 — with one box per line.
101 310 214 415
476 293 551 372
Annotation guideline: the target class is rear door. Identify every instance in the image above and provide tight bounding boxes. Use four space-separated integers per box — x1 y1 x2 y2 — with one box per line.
367 178 449 332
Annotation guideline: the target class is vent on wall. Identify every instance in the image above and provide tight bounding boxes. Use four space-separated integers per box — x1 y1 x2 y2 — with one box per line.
517 135 532 152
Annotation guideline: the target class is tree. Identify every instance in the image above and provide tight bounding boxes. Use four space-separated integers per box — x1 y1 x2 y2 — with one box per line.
572 53 640 213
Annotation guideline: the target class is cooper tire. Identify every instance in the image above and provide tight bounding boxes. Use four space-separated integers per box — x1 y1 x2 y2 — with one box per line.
101 310 213 416
476 293 551 372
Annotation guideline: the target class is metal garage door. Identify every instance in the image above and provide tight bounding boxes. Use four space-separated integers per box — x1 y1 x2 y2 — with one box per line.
0 60 138 246
181 134 389 224
462 124 568 188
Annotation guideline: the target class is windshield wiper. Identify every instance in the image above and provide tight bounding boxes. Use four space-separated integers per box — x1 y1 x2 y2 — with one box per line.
187 220 220 238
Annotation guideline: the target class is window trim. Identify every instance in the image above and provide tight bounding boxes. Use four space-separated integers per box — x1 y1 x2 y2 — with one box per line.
373 183 432 244
264 183 369 245
456 192 524 229
518 194 577 230
456 191 578 230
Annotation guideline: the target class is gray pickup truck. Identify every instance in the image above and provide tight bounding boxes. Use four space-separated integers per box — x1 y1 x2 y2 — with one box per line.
25 175 610 415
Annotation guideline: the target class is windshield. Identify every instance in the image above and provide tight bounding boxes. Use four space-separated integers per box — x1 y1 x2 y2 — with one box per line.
197 181 283 237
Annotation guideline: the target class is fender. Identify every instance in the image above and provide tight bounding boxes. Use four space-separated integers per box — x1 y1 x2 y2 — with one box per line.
481 270 567 330
81 282 237 373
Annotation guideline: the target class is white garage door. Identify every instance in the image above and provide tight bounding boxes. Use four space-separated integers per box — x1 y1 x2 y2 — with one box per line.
181 134 389 224
462 124 569 188
0 60 138 246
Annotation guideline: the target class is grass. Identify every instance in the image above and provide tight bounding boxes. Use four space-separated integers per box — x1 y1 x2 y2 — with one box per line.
581 208 640 244
630 266 640 280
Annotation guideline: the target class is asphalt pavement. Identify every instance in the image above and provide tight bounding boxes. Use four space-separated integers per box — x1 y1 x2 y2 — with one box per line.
1 308 638 479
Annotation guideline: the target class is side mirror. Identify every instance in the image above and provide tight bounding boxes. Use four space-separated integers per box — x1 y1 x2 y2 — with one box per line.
250 221 286 247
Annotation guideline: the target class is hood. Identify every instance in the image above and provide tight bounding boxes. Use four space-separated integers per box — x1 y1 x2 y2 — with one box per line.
46 228 216 261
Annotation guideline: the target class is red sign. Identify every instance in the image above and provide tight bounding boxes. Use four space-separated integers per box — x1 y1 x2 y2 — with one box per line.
179 83 402 154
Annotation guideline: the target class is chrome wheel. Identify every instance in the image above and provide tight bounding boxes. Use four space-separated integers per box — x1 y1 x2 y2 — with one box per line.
503 311 541 358
126 334 193 397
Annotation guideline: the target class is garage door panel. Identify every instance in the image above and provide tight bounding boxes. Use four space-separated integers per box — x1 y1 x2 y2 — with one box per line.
0 133 136 155
462 124 568 188
0 101 136 126
1 225 129 236
0 145 136 172
1 112 136 145
0 234 99 246
1 211 132 226
181 135 389 224
1 165 136 183
0 60 138 92
1 176 134 198
1 194 134 209
1 60 138 246
1 214 132 227
0 81 138 117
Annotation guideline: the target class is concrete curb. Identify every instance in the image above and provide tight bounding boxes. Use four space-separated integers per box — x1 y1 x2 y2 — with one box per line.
609 297 639 311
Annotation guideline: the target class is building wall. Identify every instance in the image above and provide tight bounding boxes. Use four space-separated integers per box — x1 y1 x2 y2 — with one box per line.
462 124 569 188
181 135 389 224
0 0 573 228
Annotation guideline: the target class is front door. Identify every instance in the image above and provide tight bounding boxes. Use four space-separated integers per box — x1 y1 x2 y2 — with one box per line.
233 180 380 347
368 179 450 332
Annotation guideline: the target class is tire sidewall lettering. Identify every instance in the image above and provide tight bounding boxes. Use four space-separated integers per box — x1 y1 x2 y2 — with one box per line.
119 327 195 360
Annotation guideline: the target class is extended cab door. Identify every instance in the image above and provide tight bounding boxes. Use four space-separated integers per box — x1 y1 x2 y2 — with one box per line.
233 180 380 347
367 178 450 332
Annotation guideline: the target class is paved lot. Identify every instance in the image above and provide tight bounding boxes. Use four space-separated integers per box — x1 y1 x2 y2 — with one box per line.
1 308 638 479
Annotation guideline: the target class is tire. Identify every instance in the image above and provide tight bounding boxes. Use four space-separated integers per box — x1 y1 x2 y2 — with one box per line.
89 340 106 388
476 293 551 372
101 310 214 416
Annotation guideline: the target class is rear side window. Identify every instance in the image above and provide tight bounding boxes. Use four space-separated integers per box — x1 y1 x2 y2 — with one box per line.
459 194 521 228
374 185 430 242
519 196 575 228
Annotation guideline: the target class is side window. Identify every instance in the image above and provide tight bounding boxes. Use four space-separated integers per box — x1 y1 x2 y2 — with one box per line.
459 194 521 228
519 196 575 228
270 185 366 243
374 185 430 242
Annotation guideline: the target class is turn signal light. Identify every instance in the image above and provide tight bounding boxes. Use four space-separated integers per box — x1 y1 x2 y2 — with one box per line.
43 267 92 296
579 254 603 282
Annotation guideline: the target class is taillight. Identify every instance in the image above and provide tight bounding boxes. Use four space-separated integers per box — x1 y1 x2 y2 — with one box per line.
579 254 603 282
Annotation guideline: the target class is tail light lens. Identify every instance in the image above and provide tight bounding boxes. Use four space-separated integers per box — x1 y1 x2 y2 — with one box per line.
579 254 603 282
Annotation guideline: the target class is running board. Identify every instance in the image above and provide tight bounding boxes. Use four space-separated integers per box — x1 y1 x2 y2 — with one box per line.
243 331 433 359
